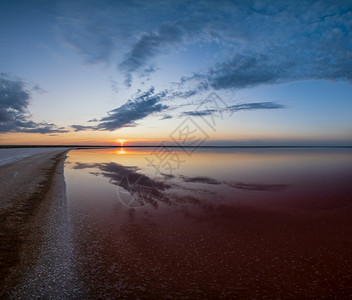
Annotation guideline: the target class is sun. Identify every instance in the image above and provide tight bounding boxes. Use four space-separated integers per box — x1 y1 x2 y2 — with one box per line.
117 139 126 147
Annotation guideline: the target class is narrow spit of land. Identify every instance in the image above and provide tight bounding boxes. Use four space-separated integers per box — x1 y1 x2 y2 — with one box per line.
0 149 81 298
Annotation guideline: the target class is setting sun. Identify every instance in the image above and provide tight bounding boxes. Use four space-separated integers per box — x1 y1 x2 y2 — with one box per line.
117 139 126 147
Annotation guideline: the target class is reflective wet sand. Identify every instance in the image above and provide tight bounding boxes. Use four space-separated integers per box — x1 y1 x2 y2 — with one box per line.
65 148 352 298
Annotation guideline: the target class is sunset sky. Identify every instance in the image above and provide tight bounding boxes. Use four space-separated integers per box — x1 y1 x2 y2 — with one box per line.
1 0 351 146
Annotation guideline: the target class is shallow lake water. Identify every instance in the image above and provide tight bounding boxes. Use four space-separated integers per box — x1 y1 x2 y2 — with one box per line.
64 147 352 298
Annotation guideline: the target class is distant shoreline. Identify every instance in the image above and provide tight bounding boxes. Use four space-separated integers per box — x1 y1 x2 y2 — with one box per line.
1 145 351 149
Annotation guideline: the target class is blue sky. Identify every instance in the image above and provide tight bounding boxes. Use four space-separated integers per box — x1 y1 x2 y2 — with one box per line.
0 0 351 145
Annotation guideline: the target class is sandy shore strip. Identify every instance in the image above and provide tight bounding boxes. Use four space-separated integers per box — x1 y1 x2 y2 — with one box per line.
0 149 81 298
0 148 68 167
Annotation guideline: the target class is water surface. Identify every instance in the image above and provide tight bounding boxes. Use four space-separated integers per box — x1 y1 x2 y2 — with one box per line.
64 148 352 298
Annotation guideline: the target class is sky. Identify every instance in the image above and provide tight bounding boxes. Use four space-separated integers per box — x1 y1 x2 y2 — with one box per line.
0 0 351 146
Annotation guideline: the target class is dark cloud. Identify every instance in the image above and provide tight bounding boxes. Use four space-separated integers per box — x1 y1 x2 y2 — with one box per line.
160 114 173 120
0 75 29 115
181 102 284 117
98 87 168 130
58 1 208 64
71 125 95 132
73 95 284 132
72 87 169 131
171 89 198 99
141 66 159 77
182 110 216 117
204 53 290 90
87 118 98 123
229 102 285 112
118 23 186 81
0 74 67 134
185 47 352 91
117 13 234 85
109 77 119 94
58 0 352 88
31 85 47 94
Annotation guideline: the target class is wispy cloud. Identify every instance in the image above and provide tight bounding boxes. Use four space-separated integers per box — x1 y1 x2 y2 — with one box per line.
183 46 352 91
58 0 352 88
229 102 285 112
140 66 159 78
72 87 169 131
160 114 173 120
0 74 67 134
97 87 168 130
118 23 190 85
181 102 284 117
182 110 216 117
73 91 285 132
71 124 95 132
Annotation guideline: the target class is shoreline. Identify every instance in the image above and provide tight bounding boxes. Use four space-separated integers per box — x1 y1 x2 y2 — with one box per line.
1 145 352 149
0 149 72 296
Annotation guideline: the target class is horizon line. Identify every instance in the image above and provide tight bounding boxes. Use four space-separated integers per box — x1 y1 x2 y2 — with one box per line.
1 145 351 149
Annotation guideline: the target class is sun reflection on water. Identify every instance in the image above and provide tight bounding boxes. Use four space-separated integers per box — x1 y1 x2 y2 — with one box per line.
116 148 127 155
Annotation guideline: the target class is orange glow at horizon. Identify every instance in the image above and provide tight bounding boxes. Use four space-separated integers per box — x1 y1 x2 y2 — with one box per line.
117 139 126 147
116 148 127 154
